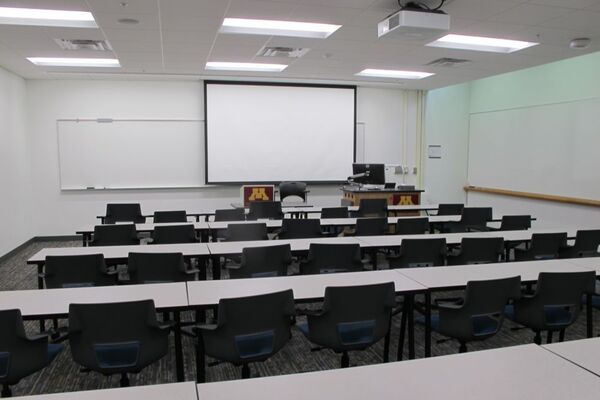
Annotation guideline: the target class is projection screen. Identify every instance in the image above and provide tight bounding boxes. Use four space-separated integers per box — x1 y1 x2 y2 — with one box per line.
205 82 356 184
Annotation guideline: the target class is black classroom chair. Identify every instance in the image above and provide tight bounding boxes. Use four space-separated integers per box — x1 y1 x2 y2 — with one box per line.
560 229 600 258
246 201 284 220
228 244 292 279
447 237 504 265
153 210 188 223
151 224 198 244
127 252 198 283
388 238 447 268
90 224 139 247
300 243 364 275
43 254 115 288
279 182 309 202
277 219 323 239
105 203 145 224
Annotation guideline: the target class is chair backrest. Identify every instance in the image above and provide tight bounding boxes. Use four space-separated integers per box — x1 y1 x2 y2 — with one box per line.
307 283 395 351
321 207 349 219
0 309 50 384
439 276 522 341
214 208 245 222
301 243 363 275
279 182 308 202
354 217 388 236
278 219 322 239
395 217 429 235
44 254 113 288
460 207 493 226
225 223 268 242
449 237 504 265
517 271 596 330
573 229 600 256
233 244 292 279
207 290 295 363
530 232 568 260
499 215 531 231
127 252 188 283
153 210 187 223
91 224 139 247
151 224 197 244
68 300 169 374
357 199 388 218
105 203 145 224
393 238 447 268
246 201 284 220
436 203 464 216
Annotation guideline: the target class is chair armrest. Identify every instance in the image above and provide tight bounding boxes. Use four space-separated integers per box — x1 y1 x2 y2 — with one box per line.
157 321 177 331
194 324 219 333
184 268 200 275
224 264 242 270
437 302 462 311
104 269 119 276
25 332 51 343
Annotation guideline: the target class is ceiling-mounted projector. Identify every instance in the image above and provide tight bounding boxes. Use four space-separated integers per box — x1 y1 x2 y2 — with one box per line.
378 5 450 39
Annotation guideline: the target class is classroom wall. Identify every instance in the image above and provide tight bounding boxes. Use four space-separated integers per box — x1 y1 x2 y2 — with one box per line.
425 51 600 228
0 67 34 256
422 83 470 204
25 80 420 236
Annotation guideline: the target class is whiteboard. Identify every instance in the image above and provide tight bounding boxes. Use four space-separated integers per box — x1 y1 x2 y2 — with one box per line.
205 82 355 183
57 119 204 190
468 97 600 200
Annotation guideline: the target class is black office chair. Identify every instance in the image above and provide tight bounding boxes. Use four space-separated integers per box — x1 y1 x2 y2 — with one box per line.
0 309 63 397
356 199 388 218
277 218 323 239
447 237 504 265
43 254 115 288
495 215 532 231
68 300 172 387
395 217 429 235
90 224 139 247
224 223 268 242
228 244 292 279
195 290 295 381
351 217 388 236
298 282 395 368
388 238 447 268
426 276 521 353
436 203 464 216
151 224 198 244
300 243 364 275
560 230 600 258
105 203 145 224
505 271 596 344
279 182 309 203
246 201 284 220
153 210 187 223
321 207 349 219
214 208 245 222
514 232 567 261
445 207 493 233
127 252 198 283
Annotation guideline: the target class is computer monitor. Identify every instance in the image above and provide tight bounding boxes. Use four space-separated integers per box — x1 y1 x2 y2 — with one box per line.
352 163 385 185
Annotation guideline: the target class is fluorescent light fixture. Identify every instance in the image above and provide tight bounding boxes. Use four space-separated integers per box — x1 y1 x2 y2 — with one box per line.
427 34 538 53
27 57 120 68
356 68 434 80
205 62 287 72
0 6 97 28
221 18 341 39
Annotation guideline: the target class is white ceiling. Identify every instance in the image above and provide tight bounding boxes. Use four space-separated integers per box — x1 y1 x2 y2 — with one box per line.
1 0 600 89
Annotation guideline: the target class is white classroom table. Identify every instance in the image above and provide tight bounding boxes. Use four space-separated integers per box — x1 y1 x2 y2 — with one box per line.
13 382 198 400
355 231 494 248
560 256 600 272
0 283 189 382
544 337 600 376
196 344 600 400
396 258 596 357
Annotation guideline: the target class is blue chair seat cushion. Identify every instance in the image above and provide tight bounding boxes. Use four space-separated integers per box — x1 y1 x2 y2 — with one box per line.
337 320 375 346
48 343 63 363
94 341 140 369
417 314 498 337
235 330 275 359
505 304 573 327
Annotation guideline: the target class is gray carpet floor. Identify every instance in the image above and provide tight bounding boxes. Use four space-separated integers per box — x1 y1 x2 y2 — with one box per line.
1 240 598 396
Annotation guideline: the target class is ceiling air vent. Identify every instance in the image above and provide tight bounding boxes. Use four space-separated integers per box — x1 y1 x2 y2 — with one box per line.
426 57 471 67
54 39 113 51
257 46 310 58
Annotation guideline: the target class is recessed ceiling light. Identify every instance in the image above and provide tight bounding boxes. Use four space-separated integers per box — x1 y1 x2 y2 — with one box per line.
427 34 538 53
220 18 341 39
205 62 288 72
0 6 96 28
356 69 434 80
27 57 120 68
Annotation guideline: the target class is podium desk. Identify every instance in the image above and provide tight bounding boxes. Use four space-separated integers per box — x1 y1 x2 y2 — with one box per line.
340 187 424 215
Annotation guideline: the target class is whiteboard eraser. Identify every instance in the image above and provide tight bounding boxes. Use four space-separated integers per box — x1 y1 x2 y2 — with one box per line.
96 118 113 123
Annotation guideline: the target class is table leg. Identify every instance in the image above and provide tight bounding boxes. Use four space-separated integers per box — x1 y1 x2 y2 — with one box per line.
425 291 431 357
408 294 415 359
587 293 593 338
211 256 221 280
174 311 184 382
37 264 44 289
196 332 206 383
397 297 407 361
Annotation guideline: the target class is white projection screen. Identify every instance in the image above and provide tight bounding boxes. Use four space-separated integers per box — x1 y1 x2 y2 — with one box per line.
205 82 356 183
